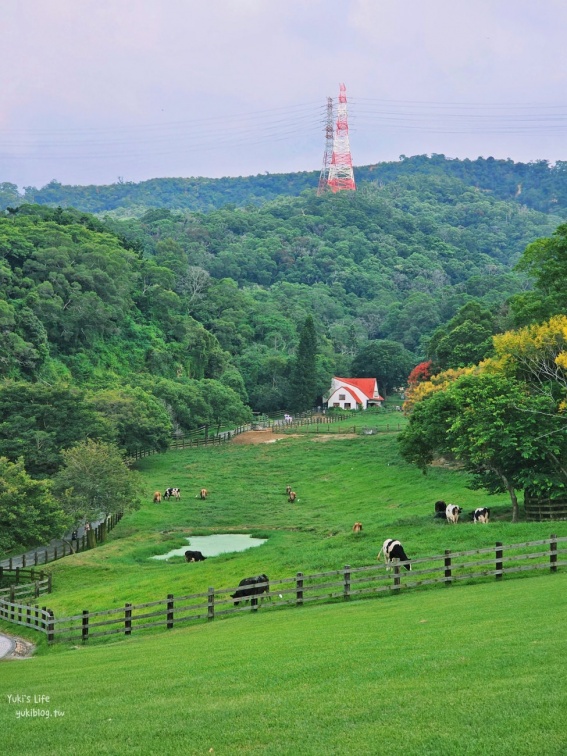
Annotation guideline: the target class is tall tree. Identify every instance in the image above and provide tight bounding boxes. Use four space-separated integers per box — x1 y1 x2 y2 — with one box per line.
0 457 68 552
52 440 141 545
351 340 415 396
289 316 318 412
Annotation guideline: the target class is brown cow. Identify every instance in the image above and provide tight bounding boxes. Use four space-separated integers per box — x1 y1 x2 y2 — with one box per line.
288 491 297 503
153 491 162 503
199 488 208 500
352 522 363 533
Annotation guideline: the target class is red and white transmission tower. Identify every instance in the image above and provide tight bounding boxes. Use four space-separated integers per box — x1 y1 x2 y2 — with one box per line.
327 83 356 192
317 96 334 196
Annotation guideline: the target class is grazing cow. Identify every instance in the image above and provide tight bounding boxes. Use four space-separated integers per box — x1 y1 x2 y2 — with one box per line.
446 504 462 524
153 491 162 503
286 485 292 496
352 522 363 533
434 500 447 518
164 487 181 500
473 507 490 524
184 550 207 562
199 488 208 500
231 574 270 606
288 491 297 503
377 539 411 571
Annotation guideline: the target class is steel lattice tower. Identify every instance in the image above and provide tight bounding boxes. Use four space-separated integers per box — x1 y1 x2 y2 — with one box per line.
327 83 356 192
317 96 334 196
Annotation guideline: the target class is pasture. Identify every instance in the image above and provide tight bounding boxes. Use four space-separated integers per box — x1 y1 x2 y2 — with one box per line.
3 426 567 753
16 426 567 619
2 573 566 755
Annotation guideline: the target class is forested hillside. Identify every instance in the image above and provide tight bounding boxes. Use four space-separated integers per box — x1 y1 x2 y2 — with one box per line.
1 175 561 419
2 154 567 216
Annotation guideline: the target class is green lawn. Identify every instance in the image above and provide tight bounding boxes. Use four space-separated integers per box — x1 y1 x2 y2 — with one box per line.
2 572 566 755
3 429 567 753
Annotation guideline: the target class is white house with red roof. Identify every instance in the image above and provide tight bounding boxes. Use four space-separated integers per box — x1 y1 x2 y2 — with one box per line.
325 377 384 410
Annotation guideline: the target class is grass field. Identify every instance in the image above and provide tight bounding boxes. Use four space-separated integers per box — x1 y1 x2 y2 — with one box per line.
22 425 567 618
2 573 566 755
3 421 567 753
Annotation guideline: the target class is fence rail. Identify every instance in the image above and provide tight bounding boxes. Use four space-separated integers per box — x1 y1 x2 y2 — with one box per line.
0 512 124 571
3 536 565 644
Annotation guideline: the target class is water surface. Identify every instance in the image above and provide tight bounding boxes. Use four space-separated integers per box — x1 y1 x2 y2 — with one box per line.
152 533 267 560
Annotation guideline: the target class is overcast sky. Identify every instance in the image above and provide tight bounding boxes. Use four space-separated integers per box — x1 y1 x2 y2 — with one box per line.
2 0 567 189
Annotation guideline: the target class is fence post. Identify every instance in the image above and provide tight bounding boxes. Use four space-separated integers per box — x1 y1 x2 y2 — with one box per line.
34 551 38 566
343 565 351 600
47 610 55 643
550 534 558 573
125 603 132 635
444 550 452 585
15 566 20 584
393 565 401 592
0 565 2 581
495 542 503 580
82 610 89 642
167 594 174 629
9 558 12 570
34 581 39 599
54 547 58 561
296 572 304 606
207 587 215 621
34 605 39 627
26 605 31 627
22 553 26 568
47 573 52 593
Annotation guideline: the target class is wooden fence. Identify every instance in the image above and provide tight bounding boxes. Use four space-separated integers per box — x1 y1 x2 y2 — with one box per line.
0 512 124 571
0 568 51 602
2 536 565 644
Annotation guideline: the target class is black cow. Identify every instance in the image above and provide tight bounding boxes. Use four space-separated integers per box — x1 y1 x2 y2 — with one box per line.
434 500 447 518
231 574 270 606
185 550 207 562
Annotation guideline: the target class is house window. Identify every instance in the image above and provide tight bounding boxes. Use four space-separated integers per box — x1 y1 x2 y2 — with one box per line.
344 403 351 409
339 394 346 400
333 403 340 407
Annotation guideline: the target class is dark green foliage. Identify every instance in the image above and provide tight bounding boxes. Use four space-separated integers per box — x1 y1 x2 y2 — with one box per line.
10 156 567 217
52 439 142 537
0 382 113 477
511 223 567 325
427 302 496 370
351 340 416 395
289 316 318 412
0 456 68 551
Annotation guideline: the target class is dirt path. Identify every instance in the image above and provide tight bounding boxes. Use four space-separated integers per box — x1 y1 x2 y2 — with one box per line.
230 430 357 445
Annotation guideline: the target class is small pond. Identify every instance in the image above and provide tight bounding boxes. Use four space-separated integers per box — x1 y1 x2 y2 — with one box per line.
152 533 267 560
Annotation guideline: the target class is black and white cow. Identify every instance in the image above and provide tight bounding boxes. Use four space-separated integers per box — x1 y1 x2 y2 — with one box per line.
445 504 462 524
472 507 490 524
231 574 270 606
377 539 411 571
185 550 207 562
164 487 181 500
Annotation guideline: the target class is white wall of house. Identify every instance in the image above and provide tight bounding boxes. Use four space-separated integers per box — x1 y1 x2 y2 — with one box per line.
327 387 364 409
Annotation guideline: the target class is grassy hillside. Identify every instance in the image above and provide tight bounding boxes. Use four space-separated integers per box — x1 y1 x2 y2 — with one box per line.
36 423 566 617
2 574 566 755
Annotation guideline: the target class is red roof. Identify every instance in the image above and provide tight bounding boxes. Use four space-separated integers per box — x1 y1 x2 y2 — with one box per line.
335 377 384 401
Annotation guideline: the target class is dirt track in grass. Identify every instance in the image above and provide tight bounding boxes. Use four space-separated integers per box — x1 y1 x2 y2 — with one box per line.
230 430 357 445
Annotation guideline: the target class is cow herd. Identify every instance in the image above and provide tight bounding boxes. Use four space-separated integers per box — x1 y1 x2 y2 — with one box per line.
435 500 490 525
151 479 492 608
